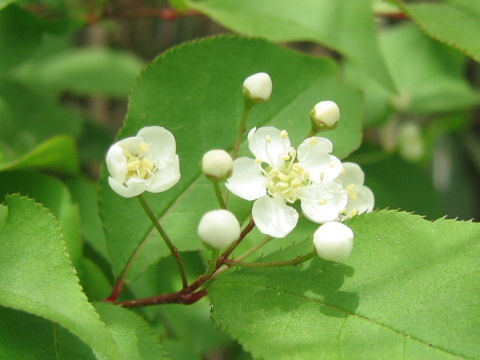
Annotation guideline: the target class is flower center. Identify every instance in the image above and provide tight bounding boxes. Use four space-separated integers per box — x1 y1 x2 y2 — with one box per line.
123 141 157 181
263 147 310 203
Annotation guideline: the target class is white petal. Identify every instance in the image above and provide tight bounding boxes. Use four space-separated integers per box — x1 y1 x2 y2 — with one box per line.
147 154 181 193
106 143 127 183
137 126 177 163
114 136 144 155
341 185 375 219
108 177 147 198
297 137 333 162
304 155 342 183
300 182 347 223
226 157 268 201
252 196 298 238
336 162 365 187
248 127 290 167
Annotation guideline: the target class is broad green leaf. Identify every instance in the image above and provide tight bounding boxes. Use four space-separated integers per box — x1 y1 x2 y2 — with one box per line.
99 36 363 281
78 258 112 302
0 195 121 359
188 0 395 91
0 171 82 264
395 0 480 63
0 5 44 74
0 135 79 174
209 210 480 359
0 307 96 360
32 48 144 98
95 303 169 360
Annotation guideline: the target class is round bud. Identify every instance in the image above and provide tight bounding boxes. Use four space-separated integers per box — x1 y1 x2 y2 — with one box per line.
243 72 272 103
310 101 340 131
201 149 233 180
313 222 353 262
198 209 241 250
398 122 424 162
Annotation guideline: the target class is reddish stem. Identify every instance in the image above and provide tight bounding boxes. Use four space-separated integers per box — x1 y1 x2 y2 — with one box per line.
109 218 255 308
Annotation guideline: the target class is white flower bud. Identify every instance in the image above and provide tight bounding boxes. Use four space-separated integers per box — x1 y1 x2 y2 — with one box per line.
243 72 272 103
201 149 233 180
398 122 424 162
310 101 340 131
198 209 241 250
313 222 353 262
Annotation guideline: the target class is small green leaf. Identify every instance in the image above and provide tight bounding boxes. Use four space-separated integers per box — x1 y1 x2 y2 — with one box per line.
188 0 395 91
395 0 480 63
0 195 121 359
0 135 79 174
95 303 169 360
209 211 480 359
0 80 82 174
99 36 363 281
35 48 144 98
0 171 82 265
0 5 44 74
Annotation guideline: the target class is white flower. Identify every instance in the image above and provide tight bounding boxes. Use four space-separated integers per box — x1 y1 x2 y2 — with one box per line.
335 162 374 219
226 126 346 238
310 100 340 130
313 221 354 262
243 72 272 103
106 126 180 198
201 149 233 180
198 209 241 250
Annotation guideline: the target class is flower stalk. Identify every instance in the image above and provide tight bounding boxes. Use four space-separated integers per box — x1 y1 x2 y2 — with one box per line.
137 194 188 289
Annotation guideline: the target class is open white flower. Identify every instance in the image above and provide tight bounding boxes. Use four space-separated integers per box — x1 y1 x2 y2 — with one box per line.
226 126 346 238
106 126 180 198
335 162 374 219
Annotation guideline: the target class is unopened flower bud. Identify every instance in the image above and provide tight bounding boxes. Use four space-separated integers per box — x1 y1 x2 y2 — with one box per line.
398 122 424 162
201 149 233 180
310 101 340 131
198 209 241 250
243 72 272 103
313 222 353 262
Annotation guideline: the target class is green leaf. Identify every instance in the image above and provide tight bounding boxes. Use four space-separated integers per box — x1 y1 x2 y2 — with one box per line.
95 303 169 360
395 0 480 63
99 36 363 281
0 171 82 265
0 80 82 174
0 195 121 359
33 48 144 98
0 307 97 360
344 23 479 126
0 5 44 74
0 135 79 174
188 0 395 91
0 0 15 10
380 23 480 114
209 210 480 359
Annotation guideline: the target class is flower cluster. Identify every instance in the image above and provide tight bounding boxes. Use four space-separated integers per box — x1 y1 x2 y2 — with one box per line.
105 72 374 264
225 126 374 239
